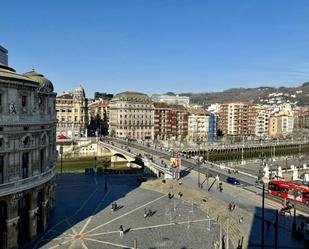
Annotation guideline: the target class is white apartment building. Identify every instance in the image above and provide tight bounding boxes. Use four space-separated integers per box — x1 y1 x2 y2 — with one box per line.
254 105 271 138
187 107 209 141
281 116 294 134
151 94 190 106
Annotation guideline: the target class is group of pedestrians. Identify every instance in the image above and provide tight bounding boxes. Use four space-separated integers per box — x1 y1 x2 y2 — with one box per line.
144 208 154 218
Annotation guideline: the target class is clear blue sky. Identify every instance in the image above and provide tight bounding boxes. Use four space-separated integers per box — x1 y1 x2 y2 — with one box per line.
1 0 309 96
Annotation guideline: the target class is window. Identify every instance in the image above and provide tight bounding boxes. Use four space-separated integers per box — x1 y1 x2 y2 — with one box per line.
0 94 2 106
22 96 27 107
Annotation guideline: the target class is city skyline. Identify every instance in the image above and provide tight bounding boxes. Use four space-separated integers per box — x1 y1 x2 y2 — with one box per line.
1 1 309 96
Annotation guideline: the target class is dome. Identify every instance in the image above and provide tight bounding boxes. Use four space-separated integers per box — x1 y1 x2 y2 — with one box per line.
113 91 151 103
0 64 39 84
24 70 54 92
75 85 85 93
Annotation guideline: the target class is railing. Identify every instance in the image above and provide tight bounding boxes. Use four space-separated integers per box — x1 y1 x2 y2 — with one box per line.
99 141 173 176
0 167 55 197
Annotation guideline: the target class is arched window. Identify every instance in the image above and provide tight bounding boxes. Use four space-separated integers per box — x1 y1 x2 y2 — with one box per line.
23 136 30 147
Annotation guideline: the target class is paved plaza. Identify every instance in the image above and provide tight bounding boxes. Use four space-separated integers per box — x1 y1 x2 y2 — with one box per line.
33 174 221 249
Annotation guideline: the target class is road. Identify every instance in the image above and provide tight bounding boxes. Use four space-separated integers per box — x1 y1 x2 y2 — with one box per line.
102 137 309 214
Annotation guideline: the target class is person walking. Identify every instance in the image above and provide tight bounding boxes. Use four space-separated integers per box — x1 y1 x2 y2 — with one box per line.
144 208 148 219
239 216 243 224
119 225 124 237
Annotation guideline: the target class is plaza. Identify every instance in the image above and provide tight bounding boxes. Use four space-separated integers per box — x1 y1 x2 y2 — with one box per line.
32 174 221 249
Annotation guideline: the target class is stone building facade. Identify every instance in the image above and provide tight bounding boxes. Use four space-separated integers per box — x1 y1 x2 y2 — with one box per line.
56 85 88 138
109 92 154 140
0 64 56 249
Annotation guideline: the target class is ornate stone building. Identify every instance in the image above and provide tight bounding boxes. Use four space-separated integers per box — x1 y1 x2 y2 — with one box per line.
0 63 56 248
56 85 88 138
109 92 154 140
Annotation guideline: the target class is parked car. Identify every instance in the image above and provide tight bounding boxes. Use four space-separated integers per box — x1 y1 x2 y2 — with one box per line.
226 176 240 185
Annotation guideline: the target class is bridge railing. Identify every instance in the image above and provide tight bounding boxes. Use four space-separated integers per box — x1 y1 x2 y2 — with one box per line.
99 141 173 177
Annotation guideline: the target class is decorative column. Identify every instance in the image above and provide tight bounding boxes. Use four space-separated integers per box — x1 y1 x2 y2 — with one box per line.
6 217 19 249
29 189 39 239
28 207 39 239
6 195 20 249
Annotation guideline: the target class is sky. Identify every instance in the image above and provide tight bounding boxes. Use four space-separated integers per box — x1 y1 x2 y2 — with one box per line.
1 0 309 97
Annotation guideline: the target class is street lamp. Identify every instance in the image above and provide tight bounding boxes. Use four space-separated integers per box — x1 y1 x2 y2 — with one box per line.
102 158 109 191
197 157 203 189
60 145 63 174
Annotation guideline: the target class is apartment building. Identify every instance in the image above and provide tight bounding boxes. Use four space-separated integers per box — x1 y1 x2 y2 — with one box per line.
109 92 154 140
56 85 88 138
217 102 256 136
187 107 210 142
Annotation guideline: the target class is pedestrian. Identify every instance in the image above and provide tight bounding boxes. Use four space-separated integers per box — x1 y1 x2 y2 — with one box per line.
148 208 152 217
144 208 148 219
119 225 124 237
228 202 232 211
239 216 243 224
219 182 223 192
232 202 236 211
215 175 220 189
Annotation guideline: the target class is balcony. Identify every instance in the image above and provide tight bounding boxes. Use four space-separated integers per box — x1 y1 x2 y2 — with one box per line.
0 166 55 197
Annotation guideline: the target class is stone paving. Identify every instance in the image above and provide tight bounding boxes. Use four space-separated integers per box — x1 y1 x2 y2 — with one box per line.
33 174 221 249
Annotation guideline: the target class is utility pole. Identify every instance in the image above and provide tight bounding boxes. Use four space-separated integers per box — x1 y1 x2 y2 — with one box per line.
275 209 278 249
261 184 265 249
207 150 210 188
226 218 229 249
60 145 63 174
241 135 244 165
198 158 201 188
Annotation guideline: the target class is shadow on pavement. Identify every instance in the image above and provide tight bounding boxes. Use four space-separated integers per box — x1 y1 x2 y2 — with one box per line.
24 172 143 249
248 206 308 249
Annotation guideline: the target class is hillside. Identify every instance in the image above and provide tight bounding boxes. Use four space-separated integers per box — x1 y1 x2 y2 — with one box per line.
180 82 309 106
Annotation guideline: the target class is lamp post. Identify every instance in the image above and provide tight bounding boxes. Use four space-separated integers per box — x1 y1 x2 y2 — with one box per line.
261 184 265 249
60 145 63 174
197 157 201 188
103 158 108 191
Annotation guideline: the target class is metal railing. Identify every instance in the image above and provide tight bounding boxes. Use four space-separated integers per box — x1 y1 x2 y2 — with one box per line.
99 141 173 176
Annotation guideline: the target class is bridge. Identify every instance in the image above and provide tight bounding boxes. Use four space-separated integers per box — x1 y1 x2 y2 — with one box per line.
98 141 174 179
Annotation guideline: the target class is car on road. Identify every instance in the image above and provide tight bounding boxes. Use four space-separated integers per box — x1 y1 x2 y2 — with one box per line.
226 176 240 185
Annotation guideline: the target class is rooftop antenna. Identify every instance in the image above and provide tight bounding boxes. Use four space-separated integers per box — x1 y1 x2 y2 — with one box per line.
32 64 35 71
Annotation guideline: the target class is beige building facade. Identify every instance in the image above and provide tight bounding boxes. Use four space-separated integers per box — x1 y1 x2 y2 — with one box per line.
187 107 209 142
269 115 294 137
0 64 56 249
56 85 88 138
109 92 154 140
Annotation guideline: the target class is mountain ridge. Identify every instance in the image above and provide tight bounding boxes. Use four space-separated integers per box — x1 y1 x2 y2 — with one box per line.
178 82 309 106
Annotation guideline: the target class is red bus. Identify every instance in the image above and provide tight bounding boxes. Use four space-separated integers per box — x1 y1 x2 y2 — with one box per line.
268 180 309 206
